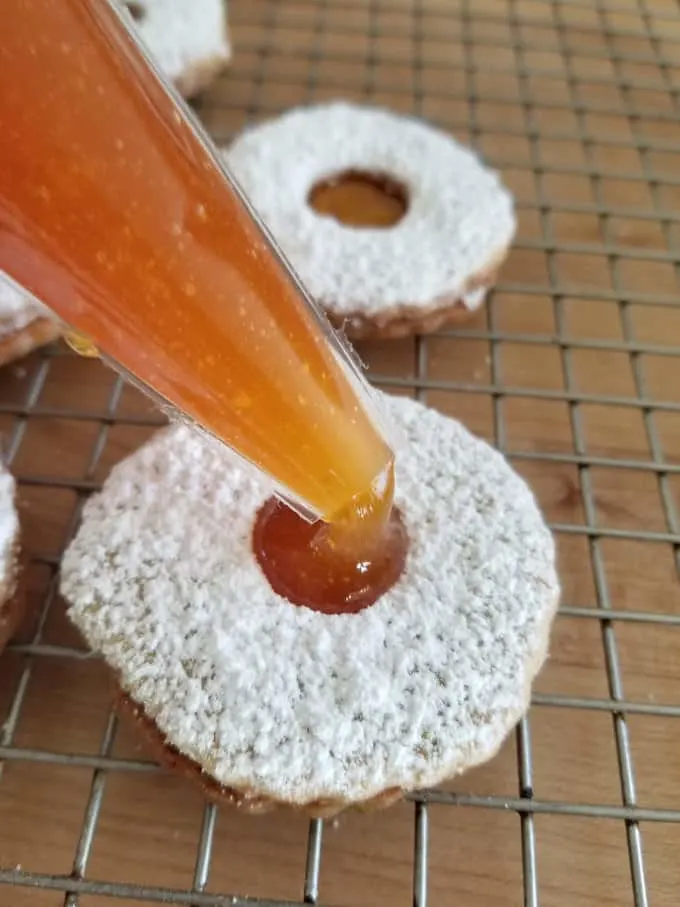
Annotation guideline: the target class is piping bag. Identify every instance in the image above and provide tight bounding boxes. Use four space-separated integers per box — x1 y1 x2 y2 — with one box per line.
0 0 395 527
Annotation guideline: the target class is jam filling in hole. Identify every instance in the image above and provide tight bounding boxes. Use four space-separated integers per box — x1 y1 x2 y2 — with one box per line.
308 170 409 229
253 497 409 615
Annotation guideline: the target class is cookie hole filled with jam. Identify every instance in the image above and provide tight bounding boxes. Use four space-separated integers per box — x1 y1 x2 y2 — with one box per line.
253 460 409 615
309 170 409 229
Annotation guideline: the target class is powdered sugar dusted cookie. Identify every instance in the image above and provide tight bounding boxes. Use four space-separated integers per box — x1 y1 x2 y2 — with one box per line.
0 463 23 651
119 0 231 99
62 394 558 815
225 102 516 339
0 277 60 368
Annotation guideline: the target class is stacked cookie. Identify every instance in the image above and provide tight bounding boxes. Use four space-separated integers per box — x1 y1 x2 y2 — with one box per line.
61 394 558 816
225 103 516 339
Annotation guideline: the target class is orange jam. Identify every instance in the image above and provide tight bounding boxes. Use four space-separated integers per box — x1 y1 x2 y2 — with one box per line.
309 171 408 229
254 465 408 614
1 0 407 611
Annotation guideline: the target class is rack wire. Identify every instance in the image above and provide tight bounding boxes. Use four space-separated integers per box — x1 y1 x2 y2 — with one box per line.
1 0 679 905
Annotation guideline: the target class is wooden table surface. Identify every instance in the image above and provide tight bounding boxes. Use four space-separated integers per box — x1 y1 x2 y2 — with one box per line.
1 1 680 905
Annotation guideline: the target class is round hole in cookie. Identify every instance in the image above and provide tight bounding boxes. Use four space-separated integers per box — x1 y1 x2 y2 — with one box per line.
308 170 408 229
124 1 146 22
253 496 408 615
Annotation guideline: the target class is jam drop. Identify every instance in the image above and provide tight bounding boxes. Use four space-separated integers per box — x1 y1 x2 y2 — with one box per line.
64 330 100 358
254 464 408 615
309 170 408 229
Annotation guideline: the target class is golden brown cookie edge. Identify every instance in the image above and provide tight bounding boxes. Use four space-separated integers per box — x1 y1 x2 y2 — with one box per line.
0 317 61 369
114 687 405 818
332 251 507 341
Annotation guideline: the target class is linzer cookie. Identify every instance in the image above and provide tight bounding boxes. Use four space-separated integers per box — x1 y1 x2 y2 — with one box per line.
61 394 559 816
0 463 24 652
0 278 60 368
225 102 516 339
118 0 231 98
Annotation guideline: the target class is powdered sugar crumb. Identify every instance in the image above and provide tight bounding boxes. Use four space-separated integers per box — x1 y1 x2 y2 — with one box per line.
225 102 516 318
62 395 558 804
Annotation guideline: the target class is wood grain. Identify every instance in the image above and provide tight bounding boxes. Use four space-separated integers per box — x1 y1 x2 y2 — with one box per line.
1 0 680 904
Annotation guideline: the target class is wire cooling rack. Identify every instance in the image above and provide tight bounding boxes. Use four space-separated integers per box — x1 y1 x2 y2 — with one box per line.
1 0 680 905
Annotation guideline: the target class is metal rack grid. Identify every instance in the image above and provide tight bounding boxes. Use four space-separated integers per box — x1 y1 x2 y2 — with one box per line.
1 0 680 905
